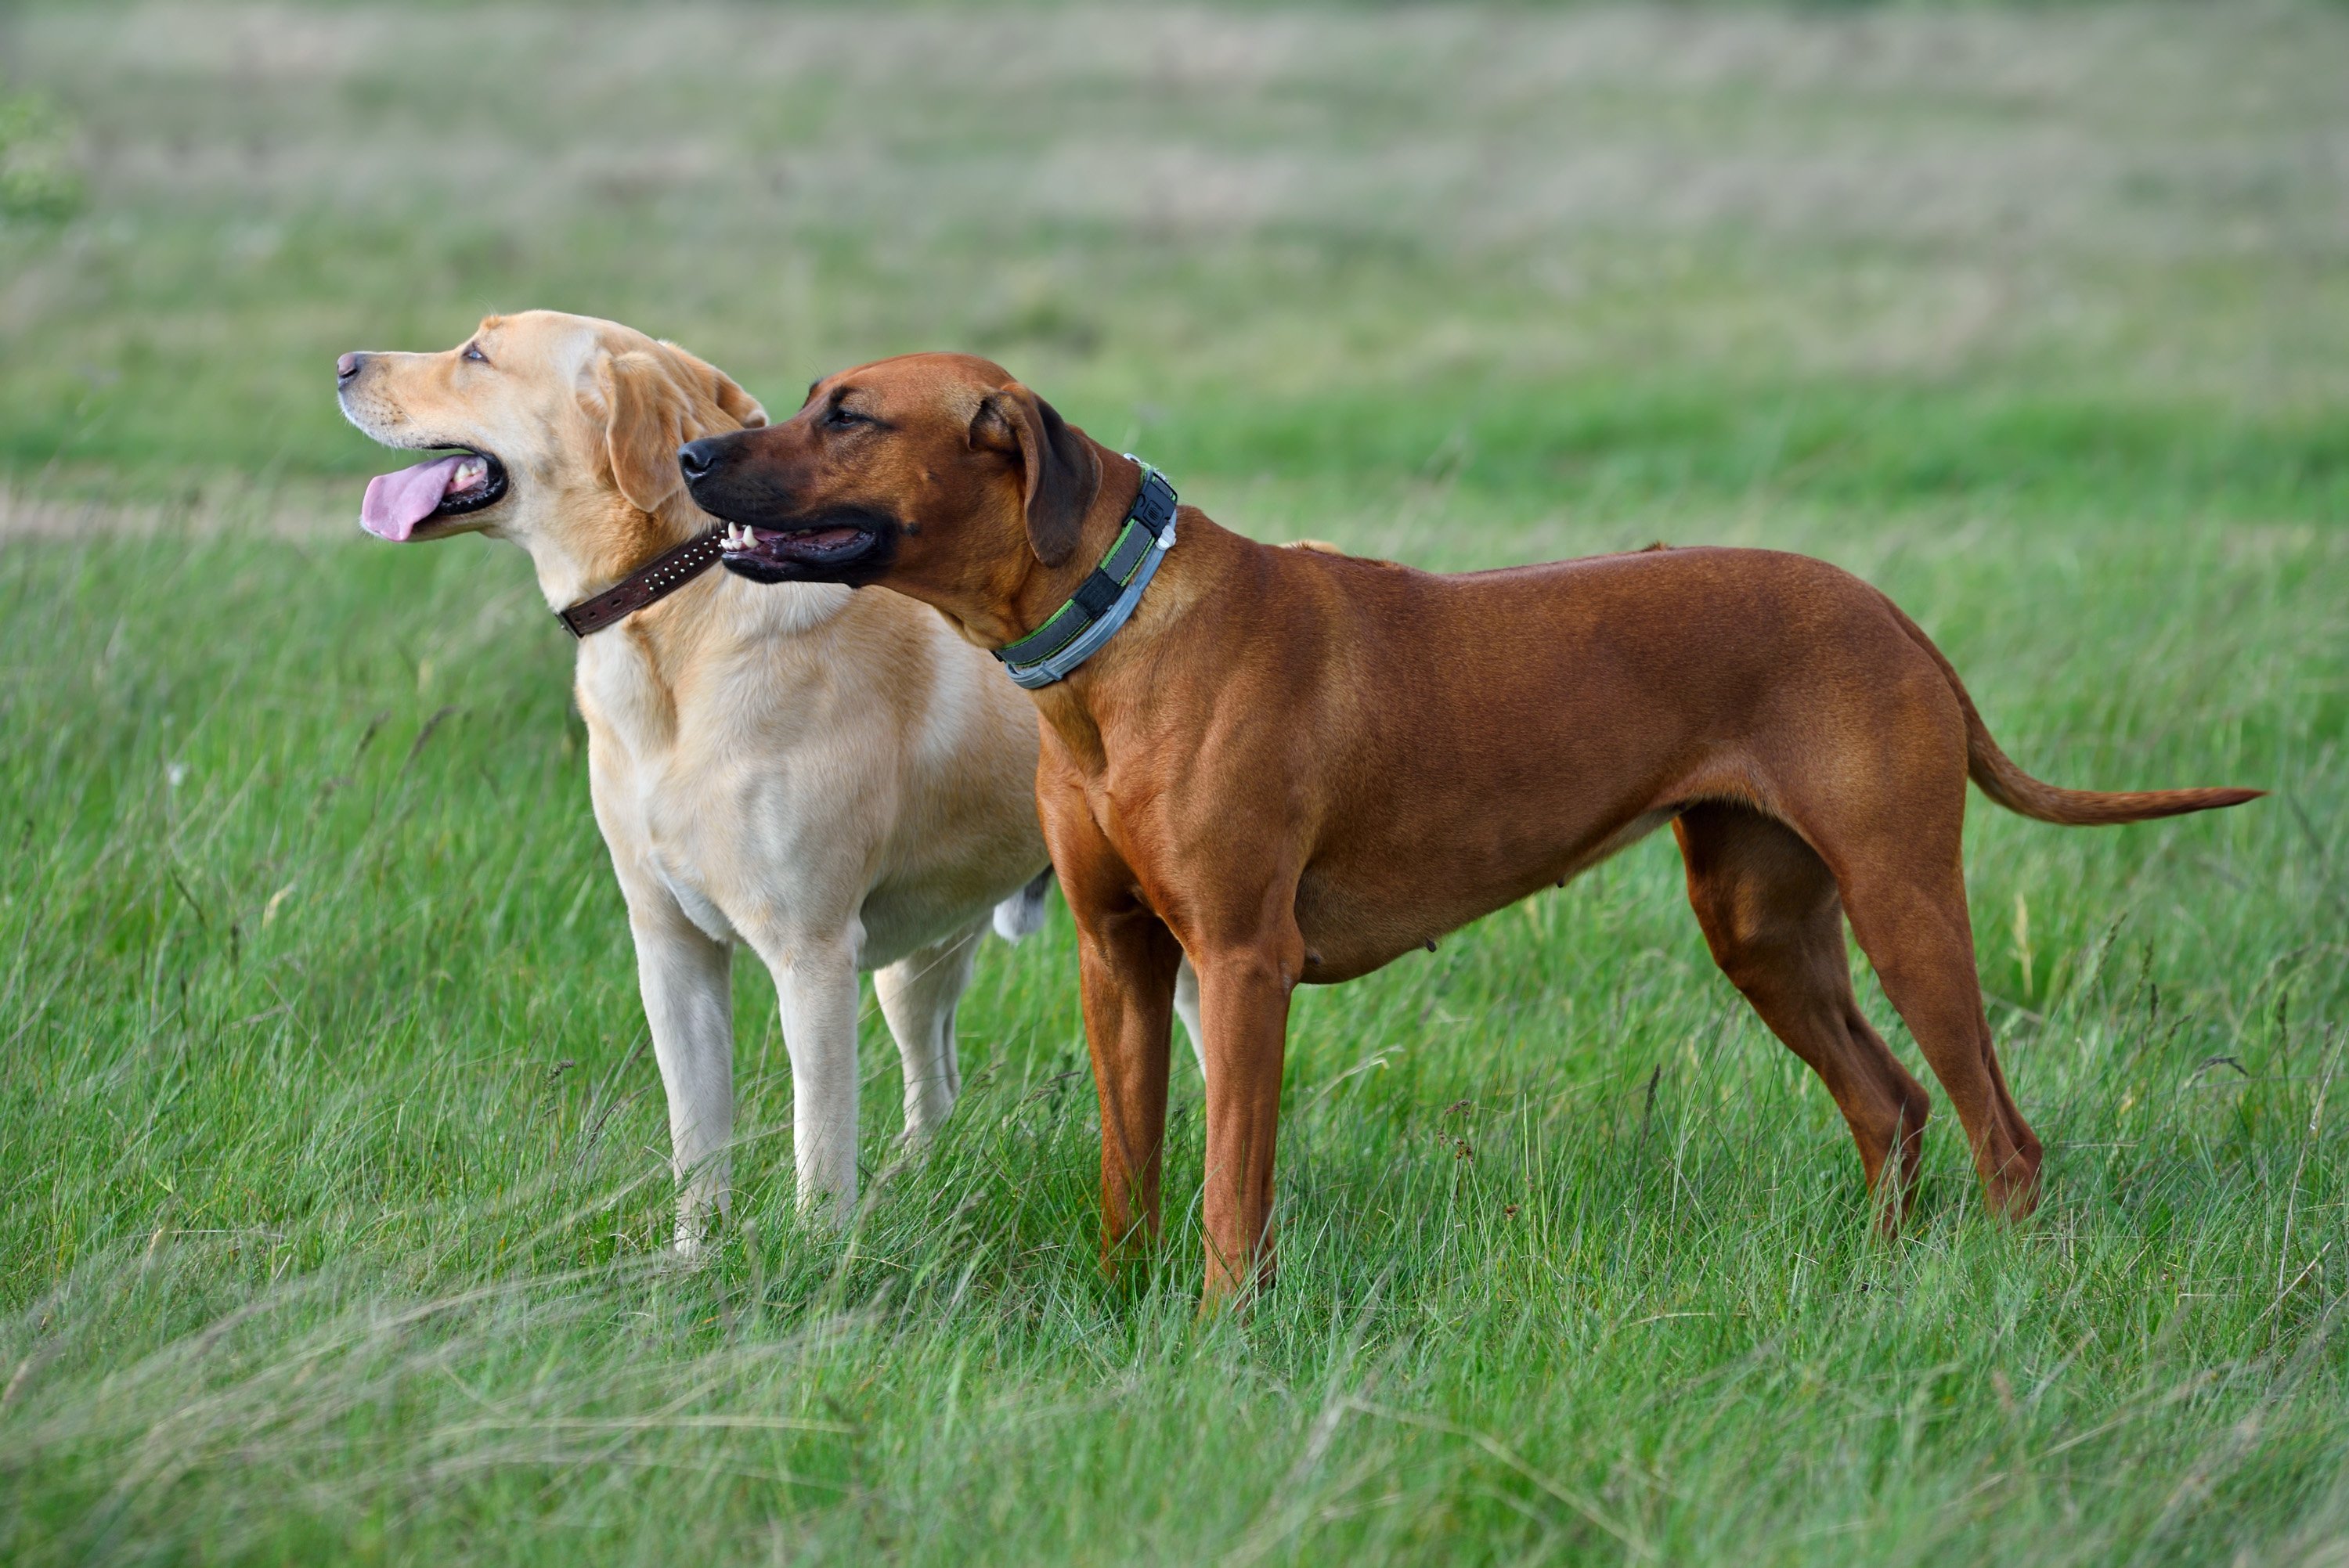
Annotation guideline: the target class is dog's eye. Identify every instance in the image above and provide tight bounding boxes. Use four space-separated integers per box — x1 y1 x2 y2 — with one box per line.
824 405 868 429
462 343 489 365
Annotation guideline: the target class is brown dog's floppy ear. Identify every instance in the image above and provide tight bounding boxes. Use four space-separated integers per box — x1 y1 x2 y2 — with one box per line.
595 348 766 514
971 385 1101 568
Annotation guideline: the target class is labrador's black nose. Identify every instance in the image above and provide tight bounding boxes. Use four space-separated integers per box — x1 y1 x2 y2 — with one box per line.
677 437 724 484
336 351 364 383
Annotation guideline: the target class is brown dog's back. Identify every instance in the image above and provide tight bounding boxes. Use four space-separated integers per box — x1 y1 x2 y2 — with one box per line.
1280 537 2256 830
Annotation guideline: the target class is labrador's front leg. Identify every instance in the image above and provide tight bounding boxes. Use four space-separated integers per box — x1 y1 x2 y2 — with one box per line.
628 900 737 1254
759 932 866 1227
1172 956 1207 1080
875 923 984 1143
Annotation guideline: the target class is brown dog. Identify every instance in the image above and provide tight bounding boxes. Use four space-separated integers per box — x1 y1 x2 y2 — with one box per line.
679 354 2259 1304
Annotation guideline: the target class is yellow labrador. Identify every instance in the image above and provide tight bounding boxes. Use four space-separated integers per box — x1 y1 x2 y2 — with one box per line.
335 310 1129 1245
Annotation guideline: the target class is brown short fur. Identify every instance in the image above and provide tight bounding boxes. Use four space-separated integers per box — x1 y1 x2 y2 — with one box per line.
681 353 2261 1307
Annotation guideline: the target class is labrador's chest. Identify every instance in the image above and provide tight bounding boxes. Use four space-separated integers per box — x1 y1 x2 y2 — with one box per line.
641 838 740 946
575 643 789 949
575 631 900 957
589 724 749 946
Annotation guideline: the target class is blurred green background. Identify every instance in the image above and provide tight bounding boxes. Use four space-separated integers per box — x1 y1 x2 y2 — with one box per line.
2 5 2346 1564
9 1 2347 536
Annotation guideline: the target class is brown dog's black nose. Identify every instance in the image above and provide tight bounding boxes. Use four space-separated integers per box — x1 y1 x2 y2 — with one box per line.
337 351 364 384
677 438 723 484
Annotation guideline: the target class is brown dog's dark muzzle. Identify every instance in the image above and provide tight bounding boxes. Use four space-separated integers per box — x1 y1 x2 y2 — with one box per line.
679 431 900 585
678 430 784 519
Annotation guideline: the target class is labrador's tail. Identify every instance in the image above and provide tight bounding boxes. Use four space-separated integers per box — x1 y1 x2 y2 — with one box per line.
992 868 1055 943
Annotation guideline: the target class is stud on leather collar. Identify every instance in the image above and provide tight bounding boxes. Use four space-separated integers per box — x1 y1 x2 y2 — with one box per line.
557 526 727 638
994 461 1177 689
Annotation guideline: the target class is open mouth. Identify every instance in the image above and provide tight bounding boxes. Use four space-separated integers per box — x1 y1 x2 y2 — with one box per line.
717 517 887 580
359 448 510 542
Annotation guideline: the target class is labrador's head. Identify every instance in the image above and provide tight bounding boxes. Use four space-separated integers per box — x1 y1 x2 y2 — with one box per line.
674 351 1104 634
335 310 766 553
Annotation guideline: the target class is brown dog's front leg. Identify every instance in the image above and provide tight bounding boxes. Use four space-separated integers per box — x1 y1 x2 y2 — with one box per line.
1192 937 1301 1309
1073 905 1182 1272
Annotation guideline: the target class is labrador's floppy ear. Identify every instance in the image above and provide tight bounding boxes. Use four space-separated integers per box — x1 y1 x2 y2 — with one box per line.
595 351 695 514
709 370 767 432
594 347 766 514
970 384 1101 568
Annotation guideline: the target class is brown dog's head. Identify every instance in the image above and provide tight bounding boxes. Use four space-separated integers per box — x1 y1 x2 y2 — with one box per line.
336 310 766 553
678 353 1103 610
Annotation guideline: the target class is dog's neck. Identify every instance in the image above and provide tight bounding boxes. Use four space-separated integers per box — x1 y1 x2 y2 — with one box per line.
994 448 1236 763
984 449 1159 647
509 488 850 659
503 487 705 610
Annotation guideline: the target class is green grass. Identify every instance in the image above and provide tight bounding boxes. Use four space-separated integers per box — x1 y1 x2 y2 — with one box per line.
2 3 2347 1563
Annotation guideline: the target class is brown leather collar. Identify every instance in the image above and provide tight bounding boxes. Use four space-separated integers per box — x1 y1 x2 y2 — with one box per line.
556 527 727 639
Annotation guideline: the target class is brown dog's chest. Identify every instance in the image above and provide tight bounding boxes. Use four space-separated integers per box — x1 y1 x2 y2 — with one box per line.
1061 719 1677 984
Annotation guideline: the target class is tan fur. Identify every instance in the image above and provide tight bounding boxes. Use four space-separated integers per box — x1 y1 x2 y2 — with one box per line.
336 312 1054 1241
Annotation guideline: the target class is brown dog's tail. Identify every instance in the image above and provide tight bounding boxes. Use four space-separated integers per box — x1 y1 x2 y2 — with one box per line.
1883 598 2264 826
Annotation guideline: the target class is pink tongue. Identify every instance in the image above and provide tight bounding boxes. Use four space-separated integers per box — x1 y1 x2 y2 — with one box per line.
359 455 467 541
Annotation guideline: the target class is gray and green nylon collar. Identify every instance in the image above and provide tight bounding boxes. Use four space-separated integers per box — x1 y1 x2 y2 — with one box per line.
994 461 1178 690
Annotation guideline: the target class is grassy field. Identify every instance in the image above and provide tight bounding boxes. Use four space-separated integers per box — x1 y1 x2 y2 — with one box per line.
2 3 2347 1563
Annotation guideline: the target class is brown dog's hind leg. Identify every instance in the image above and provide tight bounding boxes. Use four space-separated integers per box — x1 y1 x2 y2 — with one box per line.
1675 804 1932 1230
1831 839 2044 1221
